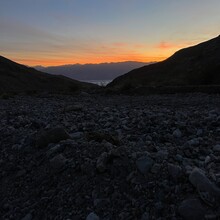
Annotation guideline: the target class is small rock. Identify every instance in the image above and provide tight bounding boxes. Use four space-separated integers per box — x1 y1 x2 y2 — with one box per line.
86 212 100 220
103 140 114 150
96 152 108 173
204 156 211 164
178 198 207 220
136 155 154 175
50 154 67 171
156 150 168 161
21 213 32 220
80 91 90 96
65 104 83 112
168 163 182 181
141 212 149 220
188 138 200 146
213 144 220 152
196 129 203 136
94 198 110 209
175 154 183 162
46 144 65 157
71 132 83 139
36 127 70 148
151 163 161 174
3 203 11 211
173 129 182 138
16 169 26 178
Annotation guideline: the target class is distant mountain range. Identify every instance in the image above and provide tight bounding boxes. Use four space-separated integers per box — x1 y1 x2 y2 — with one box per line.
0 56 96 93
109 35 220 89
35 61 153 81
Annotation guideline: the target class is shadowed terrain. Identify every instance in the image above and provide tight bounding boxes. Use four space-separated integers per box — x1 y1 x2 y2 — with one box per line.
0 56 97 94
0 94 220 219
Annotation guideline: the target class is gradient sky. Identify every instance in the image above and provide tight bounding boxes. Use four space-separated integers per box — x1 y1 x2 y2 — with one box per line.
0 0 220 66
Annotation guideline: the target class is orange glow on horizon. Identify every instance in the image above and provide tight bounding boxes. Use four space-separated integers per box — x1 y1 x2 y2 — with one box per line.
2 38 201 67
12 55 168 67
5 39 198 67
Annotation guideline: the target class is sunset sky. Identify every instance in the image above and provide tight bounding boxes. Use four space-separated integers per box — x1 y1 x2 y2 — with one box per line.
0 0 220 66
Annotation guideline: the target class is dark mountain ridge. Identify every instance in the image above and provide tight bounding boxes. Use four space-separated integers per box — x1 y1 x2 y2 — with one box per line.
0 55 96 93
108 35 220 89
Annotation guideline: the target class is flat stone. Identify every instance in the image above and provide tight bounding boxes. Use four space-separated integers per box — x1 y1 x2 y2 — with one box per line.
136 155 154 175
71 132 83 139
46 144 65 157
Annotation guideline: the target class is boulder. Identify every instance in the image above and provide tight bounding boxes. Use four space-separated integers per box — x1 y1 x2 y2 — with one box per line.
178 198 207 220
189 168 220 201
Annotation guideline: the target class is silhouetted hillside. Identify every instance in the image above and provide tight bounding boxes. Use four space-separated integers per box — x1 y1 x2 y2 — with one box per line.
0 56 97 93
109 36 220 89
36 61 152 81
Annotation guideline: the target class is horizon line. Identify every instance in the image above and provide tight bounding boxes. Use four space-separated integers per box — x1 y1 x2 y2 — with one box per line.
31 60 159 68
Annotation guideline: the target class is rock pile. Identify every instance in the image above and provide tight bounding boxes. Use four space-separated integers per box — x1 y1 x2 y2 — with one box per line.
0 93 220 219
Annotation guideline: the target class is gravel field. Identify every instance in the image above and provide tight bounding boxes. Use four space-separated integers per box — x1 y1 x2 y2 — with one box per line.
0 93 220 220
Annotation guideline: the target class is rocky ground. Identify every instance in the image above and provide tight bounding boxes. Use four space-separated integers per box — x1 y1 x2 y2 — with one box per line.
0 93 220 220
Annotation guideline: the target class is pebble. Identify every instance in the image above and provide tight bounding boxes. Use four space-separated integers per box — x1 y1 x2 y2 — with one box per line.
173 129 182 138
86 212 100 220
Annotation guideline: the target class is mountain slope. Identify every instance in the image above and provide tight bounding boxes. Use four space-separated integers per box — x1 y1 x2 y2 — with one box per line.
0 56 96 93
108 36 220 89
36 61 152 81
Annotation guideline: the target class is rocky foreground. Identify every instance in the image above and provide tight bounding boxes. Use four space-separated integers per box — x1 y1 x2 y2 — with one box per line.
0 93 220 220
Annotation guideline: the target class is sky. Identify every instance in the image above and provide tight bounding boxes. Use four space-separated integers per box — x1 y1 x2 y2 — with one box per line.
0 0 220 66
